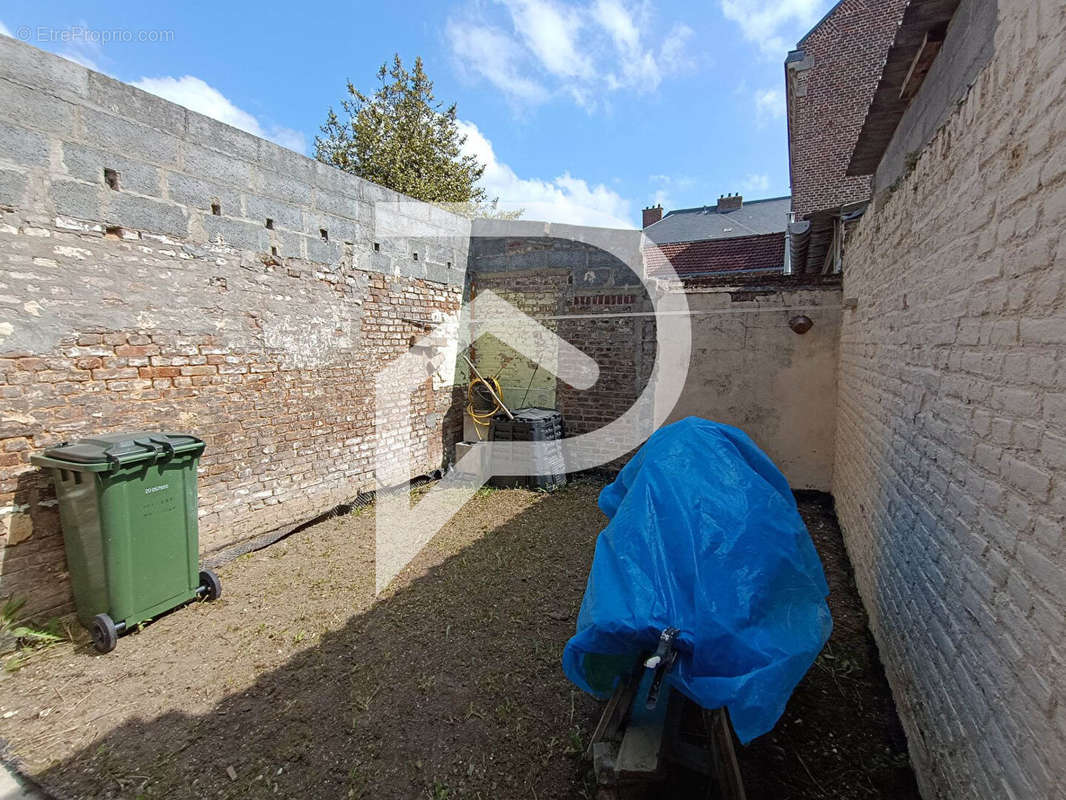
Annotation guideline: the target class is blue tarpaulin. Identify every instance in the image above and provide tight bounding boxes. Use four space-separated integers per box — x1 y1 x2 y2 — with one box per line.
562 417 832 744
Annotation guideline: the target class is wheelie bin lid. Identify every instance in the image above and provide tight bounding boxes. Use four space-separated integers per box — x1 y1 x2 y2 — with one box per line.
31 432 205 471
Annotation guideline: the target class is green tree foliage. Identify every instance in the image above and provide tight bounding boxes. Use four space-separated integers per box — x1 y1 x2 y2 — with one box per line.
316 55 488 206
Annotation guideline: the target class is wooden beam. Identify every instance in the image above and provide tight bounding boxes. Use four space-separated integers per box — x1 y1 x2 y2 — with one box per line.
615 671 671 775
899 29 946 102
707 708 747 800
585 667 643 760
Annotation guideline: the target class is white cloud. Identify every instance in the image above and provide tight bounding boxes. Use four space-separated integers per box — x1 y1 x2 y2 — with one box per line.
133 75 306 153
720 0 827 58
56 24 104 71
646 173 699 210
446 21 551 104
742 173 770 192
508 0 594 80
457 119 633 228
754 87 785 121
57 47 101 71
658 23 695 75
447 0 694 108
0 20 12 37
649 173 695 188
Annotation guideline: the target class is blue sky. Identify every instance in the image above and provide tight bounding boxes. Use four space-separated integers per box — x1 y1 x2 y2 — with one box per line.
0 1 834 228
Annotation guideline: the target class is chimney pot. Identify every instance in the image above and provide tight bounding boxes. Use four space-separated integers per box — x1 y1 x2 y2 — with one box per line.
717 193 743 212
642 204 664 228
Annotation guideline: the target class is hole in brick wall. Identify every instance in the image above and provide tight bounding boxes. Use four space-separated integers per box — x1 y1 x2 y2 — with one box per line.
265 218 274 229
103 168 120 190
104 225 124 239
413 252 419 261
270 246 278 256
446 261 452 268
320 228 329 241
211 202 221 216
373 242 380 252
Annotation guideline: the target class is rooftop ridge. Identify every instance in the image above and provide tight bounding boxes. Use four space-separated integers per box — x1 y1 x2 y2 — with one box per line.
659 195 792 218
642 230 784 248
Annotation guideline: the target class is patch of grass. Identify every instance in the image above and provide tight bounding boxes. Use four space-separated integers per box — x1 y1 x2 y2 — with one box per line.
1 596 69 671
565 725 585 756
347 765 367 799
816 644 863 680
494 696 518 723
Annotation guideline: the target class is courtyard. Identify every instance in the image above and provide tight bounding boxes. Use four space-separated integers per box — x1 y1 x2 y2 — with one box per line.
0 480 916 799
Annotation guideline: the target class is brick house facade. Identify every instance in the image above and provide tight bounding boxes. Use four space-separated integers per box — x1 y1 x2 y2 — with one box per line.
786 0 907 218
785 0 907 273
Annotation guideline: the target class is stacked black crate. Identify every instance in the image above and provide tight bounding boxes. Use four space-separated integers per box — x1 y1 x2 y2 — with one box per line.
489 408 567 490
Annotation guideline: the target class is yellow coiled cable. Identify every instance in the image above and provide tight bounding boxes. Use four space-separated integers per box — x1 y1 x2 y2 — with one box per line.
467 375 504 439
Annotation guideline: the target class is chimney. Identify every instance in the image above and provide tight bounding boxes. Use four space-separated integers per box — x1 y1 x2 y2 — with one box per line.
717 193 743 212
642 204 663 228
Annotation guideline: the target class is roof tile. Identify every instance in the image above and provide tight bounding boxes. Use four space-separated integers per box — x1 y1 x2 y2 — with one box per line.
644 233 785 277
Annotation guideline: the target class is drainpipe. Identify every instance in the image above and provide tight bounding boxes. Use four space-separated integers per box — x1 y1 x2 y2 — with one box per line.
783 211 795 276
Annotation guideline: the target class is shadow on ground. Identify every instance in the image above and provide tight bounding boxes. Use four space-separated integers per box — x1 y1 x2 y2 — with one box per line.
14 483 918 800
30 482 606 800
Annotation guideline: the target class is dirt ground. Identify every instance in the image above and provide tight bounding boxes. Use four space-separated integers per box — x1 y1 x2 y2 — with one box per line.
736 493 919 800
0 479 917 799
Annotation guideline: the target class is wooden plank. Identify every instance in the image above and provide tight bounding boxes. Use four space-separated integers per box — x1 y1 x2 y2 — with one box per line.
585 665 644 759
707 707 746 800
847 0 962 175
900 30 946 101
615 671 670 775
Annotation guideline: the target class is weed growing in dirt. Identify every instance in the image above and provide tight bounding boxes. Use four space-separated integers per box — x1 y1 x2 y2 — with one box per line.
347 765 367 799
565 725 586 756
1 596 69 671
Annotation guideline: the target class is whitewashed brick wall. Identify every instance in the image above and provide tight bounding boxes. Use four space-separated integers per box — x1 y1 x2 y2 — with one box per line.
834 3 1066 798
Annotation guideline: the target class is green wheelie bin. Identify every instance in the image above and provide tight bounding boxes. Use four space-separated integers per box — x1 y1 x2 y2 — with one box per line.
30 432 221 653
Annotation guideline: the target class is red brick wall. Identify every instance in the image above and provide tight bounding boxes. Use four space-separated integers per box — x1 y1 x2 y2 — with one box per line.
0 213 464 620
0 37 474 621
558 290 654 470
466 235 653 470
787 0 907 218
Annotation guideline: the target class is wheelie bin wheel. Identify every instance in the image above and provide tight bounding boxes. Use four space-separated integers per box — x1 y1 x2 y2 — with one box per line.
198 569 222 602
91 613 118 654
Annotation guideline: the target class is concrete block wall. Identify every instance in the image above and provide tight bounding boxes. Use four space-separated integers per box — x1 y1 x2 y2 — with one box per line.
834 3 1066 797
0 37 469 618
